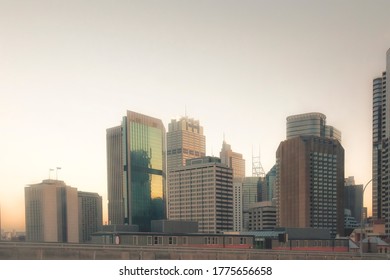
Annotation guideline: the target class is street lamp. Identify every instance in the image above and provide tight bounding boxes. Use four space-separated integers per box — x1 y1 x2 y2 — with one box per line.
359 176 379 256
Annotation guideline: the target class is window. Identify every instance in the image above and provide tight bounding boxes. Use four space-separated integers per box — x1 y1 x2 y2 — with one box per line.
147 236 152 245
169 237 177 245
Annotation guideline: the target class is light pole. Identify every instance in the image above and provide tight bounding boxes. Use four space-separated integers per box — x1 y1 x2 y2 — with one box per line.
360 177 377 256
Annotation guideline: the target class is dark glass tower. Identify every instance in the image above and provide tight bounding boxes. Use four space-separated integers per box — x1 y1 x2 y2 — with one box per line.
107 111 166 231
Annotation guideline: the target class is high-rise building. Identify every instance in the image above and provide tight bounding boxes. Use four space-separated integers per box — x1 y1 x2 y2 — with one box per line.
372 48 390 236
219 140 245 231
106 110 166 231
25 179 79 243
286 112 341 141
166 116 206 172
276 113 345 238
242 177 262 231
168 156 233 233
220 140 245 179
78 191 103 243
344 176 363 225
166 116 206 219
265 165 277 202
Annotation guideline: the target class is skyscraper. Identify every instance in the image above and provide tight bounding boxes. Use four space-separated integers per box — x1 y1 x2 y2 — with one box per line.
166 116 206 219
276 113 345 237
106 110 166 231
242 177 262 231
373 48 390 236
166 116 206 172
25 179 79 243
287 112 341 141
220 140 246 179
344 177 363 225
168 156 233 233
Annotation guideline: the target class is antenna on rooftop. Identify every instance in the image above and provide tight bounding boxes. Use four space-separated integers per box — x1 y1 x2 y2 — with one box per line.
48 168 54 180
56 167 61 180
252 145 265 177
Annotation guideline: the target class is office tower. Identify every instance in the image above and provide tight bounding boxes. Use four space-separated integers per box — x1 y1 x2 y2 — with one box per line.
106 110 166 231
248 201 276 231
242 177 262 231
286 112 341 141
344 176 363 225
276 112 345 238
78 191 103 243
25 179 79 243
373 48 390 236
168 157 233 233
166 116 206 219
265 165 277 202
167 116 206 172
220 140 246 179
219 140 245 231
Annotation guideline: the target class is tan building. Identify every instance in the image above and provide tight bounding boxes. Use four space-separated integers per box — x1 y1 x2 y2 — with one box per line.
168 157 233 233
166 116 206 220
167 116 206 172
219 140 245 179
25 179 79 243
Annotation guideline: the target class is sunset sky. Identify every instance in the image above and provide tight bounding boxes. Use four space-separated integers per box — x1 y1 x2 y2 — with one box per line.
1 0 390 231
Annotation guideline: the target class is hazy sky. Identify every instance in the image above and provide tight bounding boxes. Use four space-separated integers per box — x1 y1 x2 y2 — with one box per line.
1 0 390 231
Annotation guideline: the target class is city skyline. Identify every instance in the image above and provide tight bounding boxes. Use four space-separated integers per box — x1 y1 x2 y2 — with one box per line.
1 0 390 231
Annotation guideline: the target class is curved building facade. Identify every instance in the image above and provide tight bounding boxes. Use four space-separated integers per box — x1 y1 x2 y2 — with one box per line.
286 112 341 142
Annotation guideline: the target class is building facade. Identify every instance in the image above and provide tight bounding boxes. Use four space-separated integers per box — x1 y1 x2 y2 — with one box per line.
276 113 345 238
25 180 79 243
232 178 243 231
265 165 277 202
373 48 390 236
219 140 245 179
286 112 341 142
166 116 206 220
219 140 245 232
166 116 206 172
242 177 262 231
168 157 233 233
78 191 103 243
248 201 276 231
106 110 166 231
344 176 363 225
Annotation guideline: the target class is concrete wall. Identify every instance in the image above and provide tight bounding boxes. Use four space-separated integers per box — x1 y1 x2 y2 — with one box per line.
0 242 388 260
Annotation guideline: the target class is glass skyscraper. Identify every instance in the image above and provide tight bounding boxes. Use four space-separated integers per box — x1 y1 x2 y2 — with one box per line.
106 110 166 232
